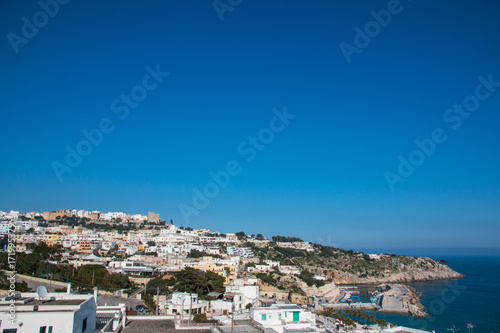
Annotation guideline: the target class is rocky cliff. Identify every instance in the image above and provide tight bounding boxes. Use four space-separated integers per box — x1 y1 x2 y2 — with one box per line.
301 250 464 285
246 243 464 289
330 258 464 284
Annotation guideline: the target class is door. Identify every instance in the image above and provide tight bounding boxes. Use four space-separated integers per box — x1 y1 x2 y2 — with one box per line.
293 311 300 322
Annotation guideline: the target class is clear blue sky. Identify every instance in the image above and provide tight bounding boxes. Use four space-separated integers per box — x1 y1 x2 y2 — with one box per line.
1 0 499 251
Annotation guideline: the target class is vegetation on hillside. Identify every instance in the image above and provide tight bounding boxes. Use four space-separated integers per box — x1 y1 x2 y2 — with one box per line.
0 242 133 291
271 236 303 242
243 240 460 284
144 267 225 299
0 271 30 292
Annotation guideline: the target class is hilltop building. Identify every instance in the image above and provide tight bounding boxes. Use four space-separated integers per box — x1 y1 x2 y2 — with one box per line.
42 209 72 221
147 211 160 223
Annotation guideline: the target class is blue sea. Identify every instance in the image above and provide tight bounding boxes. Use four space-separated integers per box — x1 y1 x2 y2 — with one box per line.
359 255 500 333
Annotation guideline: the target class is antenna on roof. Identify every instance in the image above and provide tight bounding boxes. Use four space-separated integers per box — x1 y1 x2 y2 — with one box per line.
37 286 48 299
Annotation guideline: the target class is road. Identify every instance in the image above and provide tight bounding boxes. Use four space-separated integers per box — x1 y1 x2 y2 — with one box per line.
14 274 68 292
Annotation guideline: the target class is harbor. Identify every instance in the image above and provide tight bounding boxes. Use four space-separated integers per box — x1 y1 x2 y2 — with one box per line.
316 284 426 317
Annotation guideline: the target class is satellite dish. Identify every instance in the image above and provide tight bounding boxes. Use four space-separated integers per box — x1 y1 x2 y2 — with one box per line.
37 286 48 299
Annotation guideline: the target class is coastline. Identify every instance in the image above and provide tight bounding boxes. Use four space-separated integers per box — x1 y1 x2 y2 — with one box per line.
334 274 465 286
333 269 465 285
377 284 427 317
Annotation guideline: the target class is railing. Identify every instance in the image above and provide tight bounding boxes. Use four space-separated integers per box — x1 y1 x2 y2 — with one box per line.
210 325 223 333
99 318 114 333
175 317 219 330
129 286 145 298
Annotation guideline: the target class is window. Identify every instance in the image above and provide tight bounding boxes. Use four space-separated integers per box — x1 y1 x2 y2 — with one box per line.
3 329 17 333
48 327 53 333
278 314 282 320
261 314 266 321
82 318 87 333
39 327 47 333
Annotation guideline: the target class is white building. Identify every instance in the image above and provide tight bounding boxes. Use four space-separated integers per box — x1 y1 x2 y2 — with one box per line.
130 214 147 221
207 247 221 255
108 260 154 275
367 253 381 260
199 236 220 245
225 279 259 306
0 293 97 333
101 241 117 251
71 210 90 218
210 293 245 315
248 265 271 273
264 260 281 268
161 293 208 316
24 212 41 219
226 233 239 242
279 265 302 275
381 327 433 333
122 245 138 255
227 247 254 258
100 212 128 221
0 223 12 234
172 292 198 305
250 304 318 333
276 242 314 252
7 211 19 220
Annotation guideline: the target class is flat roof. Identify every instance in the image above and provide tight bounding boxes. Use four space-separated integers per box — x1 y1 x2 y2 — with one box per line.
123 319 211 333
276 305 302 310
1 299 88 306
0 295 92 309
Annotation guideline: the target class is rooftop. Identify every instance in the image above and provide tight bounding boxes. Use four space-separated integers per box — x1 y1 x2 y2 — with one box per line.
123 319 211 333
0 293 93 311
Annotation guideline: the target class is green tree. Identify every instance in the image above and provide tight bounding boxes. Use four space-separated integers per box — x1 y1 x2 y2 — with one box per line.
75 265 132 291
271 235 303 242
235 231 246 240
145 277 172 295
172 268 225 297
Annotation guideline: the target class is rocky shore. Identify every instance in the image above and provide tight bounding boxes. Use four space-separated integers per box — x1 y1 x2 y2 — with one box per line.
378 284 427 317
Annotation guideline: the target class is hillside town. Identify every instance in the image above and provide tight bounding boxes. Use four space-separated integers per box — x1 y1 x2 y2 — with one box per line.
0 209 314 280
0 209 439 333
